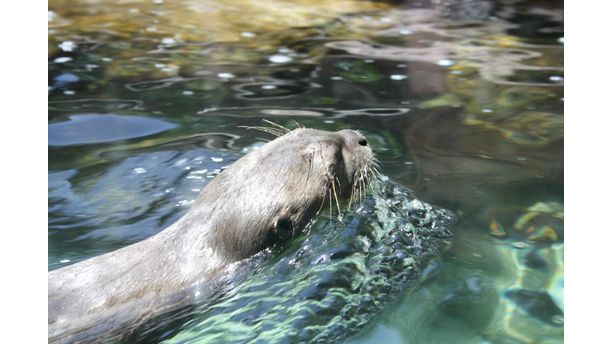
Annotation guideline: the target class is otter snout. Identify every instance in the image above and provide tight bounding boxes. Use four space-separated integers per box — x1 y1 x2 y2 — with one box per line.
338 129 369 149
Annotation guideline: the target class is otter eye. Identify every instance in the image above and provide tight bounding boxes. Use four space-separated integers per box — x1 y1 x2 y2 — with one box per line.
274 216 293 240
358 138 368 146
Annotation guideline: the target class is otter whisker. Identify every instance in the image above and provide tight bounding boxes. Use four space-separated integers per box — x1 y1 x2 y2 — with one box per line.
292 120 304 129
371 165 382 178
332 177 342 215
361 175 366 203
328 183 333 222
262 127 287 136
262 119 291 134
367 170 375 191
357 177 363 203
349 175 359 210
367 167 378 189
239 125 284 137
361 166 368 199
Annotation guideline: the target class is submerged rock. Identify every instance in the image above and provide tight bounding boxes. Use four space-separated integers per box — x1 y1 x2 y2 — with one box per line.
505 289 563 326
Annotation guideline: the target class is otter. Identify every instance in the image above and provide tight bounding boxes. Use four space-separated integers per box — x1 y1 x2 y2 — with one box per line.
48 126 375 343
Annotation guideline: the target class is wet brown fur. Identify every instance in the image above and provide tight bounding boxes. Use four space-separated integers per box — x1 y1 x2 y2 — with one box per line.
48 127 375 343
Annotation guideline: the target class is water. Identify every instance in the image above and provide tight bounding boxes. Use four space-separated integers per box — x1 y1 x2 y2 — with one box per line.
48 0 563 343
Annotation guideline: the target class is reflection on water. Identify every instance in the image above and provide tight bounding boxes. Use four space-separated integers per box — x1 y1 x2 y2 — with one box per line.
48 0 563 343
48 114 177 146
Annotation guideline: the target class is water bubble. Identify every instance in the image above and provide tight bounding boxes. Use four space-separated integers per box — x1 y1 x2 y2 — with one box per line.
364 59 374 63
58 41 76 52
278 47 292 54
397 64 406 68
182 90 194 95
268 54 293 64
146 26 158 32
48 11 56 22
101 57 113 62
381 17 392 23
161 65 178 74
153 0 164 4
241 32 255 38
558 37 564 44
512 242 528 249
161 37 176 45
481 108 494 113
437 59 454 67
331 76 343 80
390 74 407 80
399 29 412 35
54 73 79 85
128 8 139 14
211 157 223 162
63 90 75 95
549 75 563 82
324 120 335 124
261 85 277 90
177 199 195 206
60 259 70 263
54 57 72 64
133 167 147 174
451 70 462 75
218 72 235 79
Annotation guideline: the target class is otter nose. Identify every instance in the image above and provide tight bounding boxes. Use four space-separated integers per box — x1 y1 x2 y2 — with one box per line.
339 129 369 148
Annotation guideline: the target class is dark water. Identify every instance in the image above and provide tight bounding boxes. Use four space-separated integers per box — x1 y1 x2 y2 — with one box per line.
48 0 563 343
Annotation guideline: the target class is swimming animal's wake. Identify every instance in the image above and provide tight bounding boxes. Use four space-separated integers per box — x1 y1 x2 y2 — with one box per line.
158 176 455 343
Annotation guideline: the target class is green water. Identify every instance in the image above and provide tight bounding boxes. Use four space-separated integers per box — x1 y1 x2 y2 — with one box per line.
48 0 563 343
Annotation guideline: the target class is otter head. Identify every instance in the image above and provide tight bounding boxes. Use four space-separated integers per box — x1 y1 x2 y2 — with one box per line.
296 128 374 199
263 128 376 243
192 126 377 262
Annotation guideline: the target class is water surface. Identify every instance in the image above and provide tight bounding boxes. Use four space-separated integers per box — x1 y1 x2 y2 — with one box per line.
48 0 563 342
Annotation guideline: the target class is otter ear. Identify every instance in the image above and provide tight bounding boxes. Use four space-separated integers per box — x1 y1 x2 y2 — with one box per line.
273 215 293 240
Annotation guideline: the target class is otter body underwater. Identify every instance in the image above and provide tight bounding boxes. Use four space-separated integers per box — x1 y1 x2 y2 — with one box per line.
48 127 375 343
